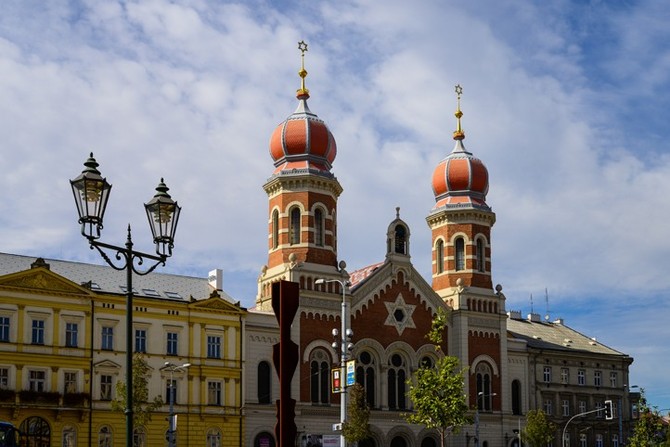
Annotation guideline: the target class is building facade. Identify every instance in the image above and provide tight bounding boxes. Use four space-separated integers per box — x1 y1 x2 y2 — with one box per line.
0 255 245 446
243 48 634 447
0 46 635 447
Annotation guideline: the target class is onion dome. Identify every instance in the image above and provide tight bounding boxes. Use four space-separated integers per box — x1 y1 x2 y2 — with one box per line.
269 41 337 175
431 85 490 211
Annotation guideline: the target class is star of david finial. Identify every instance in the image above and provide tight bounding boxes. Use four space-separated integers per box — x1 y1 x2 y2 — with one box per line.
297 40 310 97
453 84 465 140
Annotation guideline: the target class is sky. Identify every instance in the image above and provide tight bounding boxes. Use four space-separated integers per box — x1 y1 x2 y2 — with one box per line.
0 0 669 410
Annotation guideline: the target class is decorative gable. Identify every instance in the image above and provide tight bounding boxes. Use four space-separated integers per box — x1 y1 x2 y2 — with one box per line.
0 266 95 297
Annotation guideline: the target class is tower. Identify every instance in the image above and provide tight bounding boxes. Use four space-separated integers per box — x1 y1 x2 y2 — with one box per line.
427 84 496 301
256 41 343 310
426 85 506 412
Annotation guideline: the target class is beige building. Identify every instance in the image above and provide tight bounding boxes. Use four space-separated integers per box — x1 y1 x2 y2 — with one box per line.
0 254 245 446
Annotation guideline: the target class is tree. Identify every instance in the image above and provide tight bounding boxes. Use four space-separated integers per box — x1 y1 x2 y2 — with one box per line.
522 410 556 447
629 389 668 447
111 353 164 431
342 383 371 444
405 308 471 447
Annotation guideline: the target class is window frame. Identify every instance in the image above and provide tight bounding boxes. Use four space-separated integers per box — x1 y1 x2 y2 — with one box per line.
455 237 465 271
207 335 222 359
166 332 178 356
135 328 147 353
32 319 45 345
65 322 78 348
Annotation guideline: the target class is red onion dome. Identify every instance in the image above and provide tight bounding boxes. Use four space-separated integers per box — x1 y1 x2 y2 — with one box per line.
269 92 337 174
431 139 490 210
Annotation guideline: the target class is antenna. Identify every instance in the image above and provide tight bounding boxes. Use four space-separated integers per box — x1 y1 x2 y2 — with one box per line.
544 288 551 321
530 293 534 314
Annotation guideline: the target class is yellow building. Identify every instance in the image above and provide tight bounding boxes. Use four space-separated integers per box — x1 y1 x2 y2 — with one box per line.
0 253 245 446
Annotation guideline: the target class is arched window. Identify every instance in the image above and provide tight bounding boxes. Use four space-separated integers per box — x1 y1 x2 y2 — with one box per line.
455 237 465 271
258 361 271 404
356 351 376 407
98 426 112 447
20 417 50 447
272 210 279 249
420 355 434 369
310 349 330 404
254 432 276 447
476 363 493 411
314 208 324 247
387 353 407 410
290 207 300 245
476 238 485 272
391 436 408 447
436 239 444 274
206 428 221 447
62 426 76 447
421 437 438 447
133 427 146 447
512 379 522 415
394 225 407 254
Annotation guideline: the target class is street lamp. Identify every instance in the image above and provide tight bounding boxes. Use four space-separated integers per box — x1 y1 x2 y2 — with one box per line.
315 277 353 447
164 362 190 447
475 392 497 447
70 153 181 447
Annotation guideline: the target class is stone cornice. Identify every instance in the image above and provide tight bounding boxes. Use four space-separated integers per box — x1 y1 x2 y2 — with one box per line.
426 208 496 227
263 173 343 198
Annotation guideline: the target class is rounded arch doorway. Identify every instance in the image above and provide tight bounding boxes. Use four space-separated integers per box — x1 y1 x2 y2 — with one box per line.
19 416 50 447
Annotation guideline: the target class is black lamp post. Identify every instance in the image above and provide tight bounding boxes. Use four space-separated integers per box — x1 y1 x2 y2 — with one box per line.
71 153 181 447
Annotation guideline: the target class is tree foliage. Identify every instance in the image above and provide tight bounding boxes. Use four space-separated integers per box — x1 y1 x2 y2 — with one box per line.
342 382 371 444
405 308 471 447
522 410 556 447
629 390 669 447
111 353 163 429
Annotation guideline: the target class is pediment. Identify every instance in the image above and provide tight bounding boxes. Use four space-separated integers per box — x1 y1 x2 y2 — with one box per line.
191 294 244 314
0 267 94 297
93 359 122 370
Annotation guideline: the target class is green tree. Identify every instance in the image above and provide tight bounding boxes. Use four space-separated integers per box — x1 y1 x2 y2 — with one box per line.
111 353 163 431
405 308 471 447
342 382 371 444
522 410 556 447
629 390 668 447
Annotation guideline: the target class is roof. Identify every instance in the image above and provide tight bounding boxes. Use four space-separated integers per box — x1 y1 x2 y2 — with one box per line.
506 313 628 357
348 261 384 289
0 252 236 303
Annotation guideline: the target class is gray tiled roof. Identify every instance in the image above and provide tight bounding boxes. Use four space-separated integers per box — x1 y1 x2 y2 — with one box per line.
0 252 235 303
507 314 626 356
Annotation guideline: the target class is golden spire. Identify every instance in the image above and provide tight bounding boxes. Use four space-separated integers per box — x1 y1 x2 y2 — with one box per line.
453 84 465 140
297 40 310 97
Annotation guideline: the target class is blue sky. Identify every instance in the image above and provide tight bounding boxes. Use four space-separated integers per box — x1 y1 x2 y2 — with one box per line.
1 0 669 410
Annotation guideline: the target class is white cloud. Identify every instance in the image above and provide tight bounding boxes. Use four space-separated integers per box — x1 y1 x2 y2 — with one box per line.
0 0 668 409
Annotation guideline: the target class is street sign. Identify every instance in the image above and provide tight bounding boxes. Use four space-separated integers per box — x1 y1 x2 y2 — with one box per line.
346 359 356 387
332 367 343 393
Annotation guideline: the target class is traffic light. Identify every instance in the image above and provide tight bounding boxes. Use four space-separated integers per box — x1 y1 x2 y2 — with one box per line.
604 400 613 420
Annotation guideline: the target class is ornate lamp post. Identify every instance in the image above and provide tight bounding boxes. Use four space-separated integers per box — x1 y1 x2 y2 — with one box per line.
70 153 181 447
315 277 353 447
164 362 190 447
